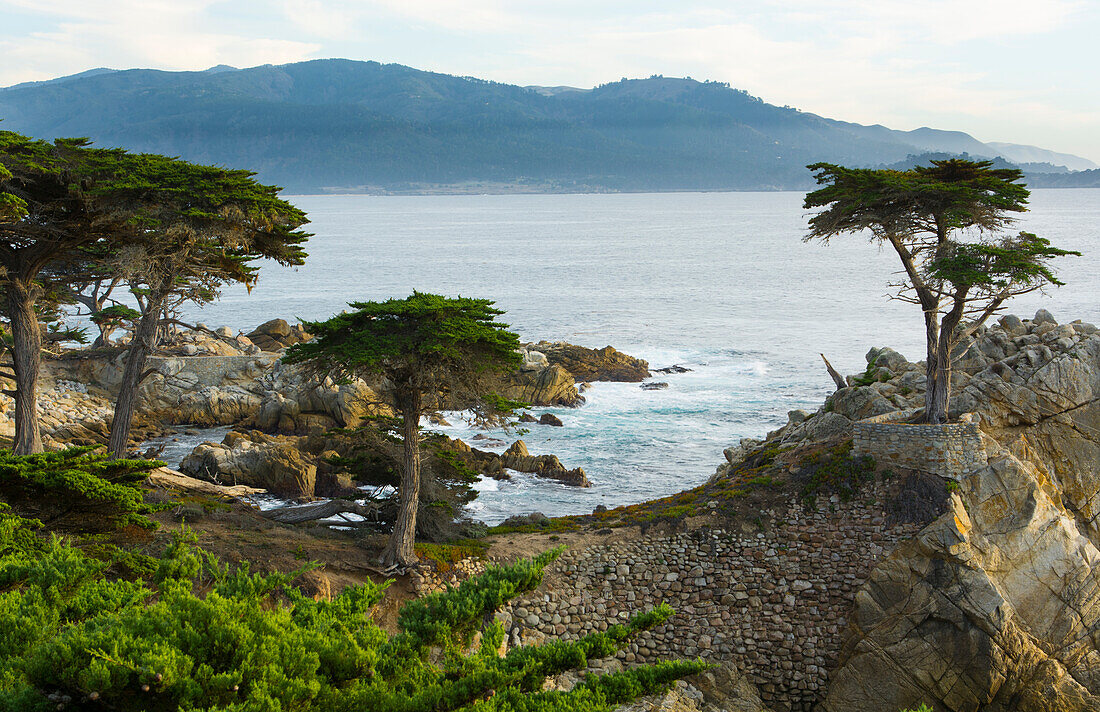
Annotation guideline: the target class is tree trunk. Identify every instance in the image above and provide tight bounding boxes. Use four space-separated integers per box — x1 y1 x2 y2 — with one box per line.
926 340 952 425
107 293 165 458
927 300 967 425
380 393 422 570
922 308 942 424
7 281 43 454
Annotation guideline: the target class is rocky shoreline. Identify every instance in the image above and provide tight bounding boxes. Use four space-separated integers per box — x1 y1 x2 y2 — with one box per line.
9 308 1100 711
8 319 652 504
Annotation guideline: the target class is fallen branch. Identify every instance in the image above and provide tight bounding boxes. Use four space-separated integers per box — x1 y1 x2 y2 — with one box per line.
146 467 265 498
160 317 246 348
820 353 847 392
260 499 381 525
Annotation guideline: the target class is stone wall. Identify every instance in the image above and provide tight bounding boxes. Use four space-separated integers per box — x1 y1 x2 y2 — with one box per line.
852 410 985 479
469 482 926 712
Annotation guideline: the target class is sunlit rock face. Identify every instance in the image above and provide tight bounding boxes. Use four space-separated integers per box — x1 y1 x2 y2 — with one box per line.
824 314 1100 712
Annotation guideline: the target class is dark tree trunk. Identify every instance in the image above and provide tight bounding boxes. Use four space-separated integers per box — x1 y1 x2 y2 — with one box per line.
922 311 942 424
927 300 967 425
107 292 165 458
381 391 422 570
926 340 952 425
7 280 43 454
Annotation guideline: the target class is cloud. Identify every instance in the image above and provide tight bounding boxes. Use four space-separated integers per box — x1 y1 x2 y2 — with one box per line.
1 0 1096 160
0 0 320 85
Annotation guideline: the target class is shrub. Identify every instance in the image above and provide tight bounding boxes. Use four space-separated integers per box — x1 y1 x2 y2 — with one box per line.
0 447 166 529
0 519 705 711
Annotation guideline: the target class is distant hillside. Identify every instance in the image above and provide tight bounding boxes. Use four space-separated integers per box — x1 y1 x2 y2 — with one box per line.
986 142 1097 172
0 59 1094 193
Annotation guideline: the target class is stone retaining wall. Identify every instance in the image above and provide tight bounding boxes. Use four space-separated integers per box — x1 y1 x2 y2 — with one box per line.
452 482 926 712
852 410 985 479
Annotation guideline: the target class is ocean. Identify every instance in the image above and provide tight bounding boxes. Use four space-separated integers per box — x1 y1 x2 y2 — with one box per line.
166 189 1100 523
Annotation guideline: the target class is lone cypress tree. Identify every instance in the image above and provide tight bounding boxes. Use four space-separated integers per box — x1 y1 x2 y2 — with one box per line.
804 159 1077 424
284 292 522 570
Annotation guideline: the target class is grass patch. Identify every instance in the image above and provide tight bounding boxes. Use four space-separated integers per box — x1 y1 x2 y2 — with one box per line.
414 539 491 571
486 516 581 536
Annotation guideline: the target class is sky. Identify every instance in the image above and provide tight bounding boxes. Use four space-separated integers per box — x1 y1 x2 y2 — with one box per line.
1 0 1098 163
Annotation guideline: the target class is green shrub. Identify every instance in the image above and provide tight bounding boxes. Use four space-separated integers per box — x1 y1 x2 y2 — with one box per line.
0 447 166 529
0 519 705 711
799 440 876 509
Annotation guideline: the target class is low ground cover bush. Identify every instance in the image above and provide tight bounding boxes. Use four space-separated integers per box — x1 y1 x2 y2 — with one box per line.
0 447 165 529
0 510 704 711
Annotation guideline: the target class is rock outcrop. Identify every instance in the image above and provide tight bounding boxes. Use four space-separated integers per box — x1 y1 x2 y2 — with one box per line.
501 440 591 487
498 364 582 407
808 311 1100 711
0 380 114 448
180 430 318 498
534 342 650 382
823 435 1100 712
444 438 590 487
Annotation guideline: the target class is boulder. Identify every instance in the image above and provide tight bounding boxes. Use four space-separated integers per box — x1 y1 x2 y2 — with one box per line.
1034 308 1058 325
999 313 1027 336
519 347 549 372
499 364 582 407
866 346 909 373
442 437 589 487
246 318 312 352
500 440 590 487
175 386 264 427
830 387 894 422
539 413 564 427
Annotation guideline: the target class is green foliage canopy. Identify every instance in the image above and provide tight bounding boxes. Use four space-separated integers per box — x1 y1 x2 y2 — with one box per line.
285 292 521 394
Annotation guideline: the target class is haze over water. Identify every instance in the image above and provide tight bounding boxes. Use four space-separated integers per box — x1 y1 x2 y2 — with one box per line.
180 189 1100 523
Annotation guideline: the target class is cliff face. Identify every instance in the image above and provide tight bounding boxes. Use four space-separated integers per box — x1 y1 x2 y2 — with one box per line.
824 313 1100 711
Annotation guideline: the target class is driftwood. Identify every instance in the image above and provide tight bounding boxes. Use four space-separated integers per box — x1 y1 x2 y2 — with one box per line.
147 467 265 498
820 353 847 392
260 499 381 525
822 354 844 391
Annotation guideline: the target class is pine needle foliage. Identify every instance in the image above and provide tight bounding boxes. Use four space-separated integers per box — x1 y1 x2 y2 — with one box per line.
0 447 165 529
0 522 704 712
284 292 522 390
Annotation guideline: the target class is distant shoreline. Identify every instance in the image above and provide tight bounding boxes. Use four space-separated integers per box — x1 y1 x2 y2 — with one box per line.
290 183 1100 197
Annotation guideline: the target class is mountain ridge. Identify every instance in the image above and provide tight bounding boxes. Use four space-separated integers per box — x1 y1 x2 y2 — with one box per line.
0 58 1094 193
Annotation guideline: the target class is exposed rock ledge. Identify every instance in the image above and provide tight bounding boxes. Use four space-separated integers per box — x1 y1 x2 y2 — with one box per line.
703 310 1100 711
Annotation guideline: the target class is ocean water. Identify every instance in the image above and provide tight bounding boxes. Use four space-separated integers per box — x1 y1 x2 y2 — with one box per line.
169 190 1100 523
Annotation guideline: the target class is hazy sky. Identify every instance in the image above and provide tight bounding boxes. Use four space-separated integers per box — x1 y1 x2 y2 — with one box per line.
2 0 1098 162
